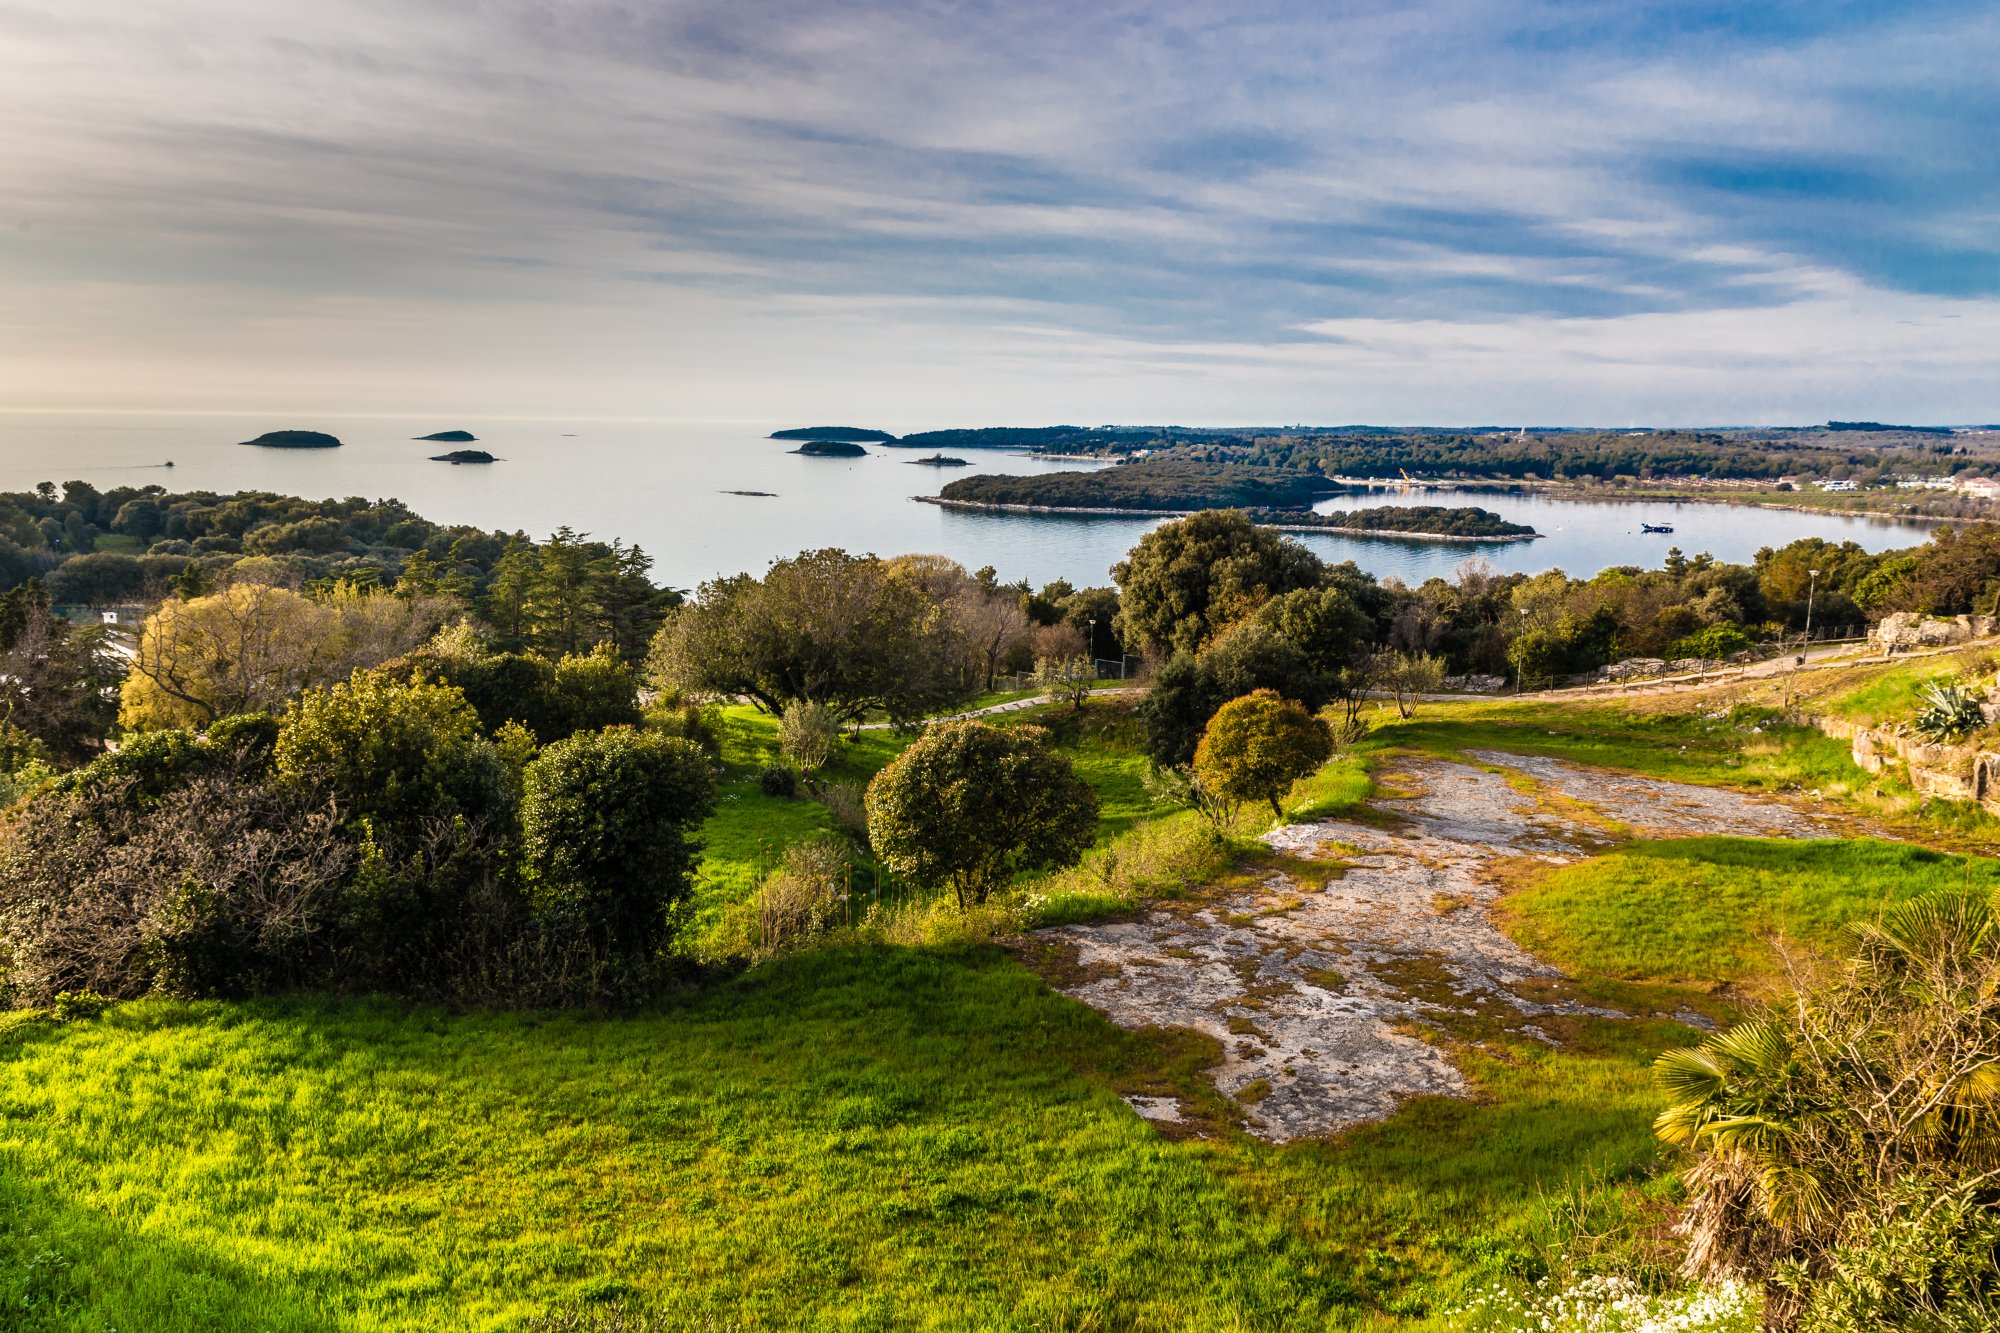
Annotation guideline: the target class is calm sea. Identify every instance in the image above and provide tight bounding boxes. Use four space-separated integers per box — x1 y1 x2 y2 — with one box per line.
0 414 1938 591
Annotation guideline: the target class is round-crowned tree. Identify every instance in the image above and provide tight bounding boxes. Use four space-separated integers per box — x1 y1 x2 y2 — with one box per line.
1192 688 1333 819
521 727 716 955
865 720 1099 910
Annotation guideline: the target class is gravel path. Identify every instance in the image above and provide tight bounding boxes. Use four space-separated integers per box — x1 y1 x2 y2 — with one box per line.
1029 752 1832 1143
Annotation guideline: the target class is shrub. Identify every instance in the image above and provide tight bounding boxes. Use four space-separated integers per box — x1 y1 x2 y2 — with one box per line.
0 765 354 1002
647 699 724 759
274 669 512 836
1033 654 1094 709
521 728 716 957
778 702 840 772
1666 622 1755 662
760 764 798 797
865 720 1099 910
743 837 854 957
1655 888 2000 1328
1192 689 1334 819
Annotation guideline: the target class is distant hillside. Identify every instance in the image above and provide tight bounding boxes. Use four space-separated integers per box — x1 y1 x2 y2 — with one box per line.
938 460 1326 510
770 427 898 442
240 430 340 449
895 426 1088 451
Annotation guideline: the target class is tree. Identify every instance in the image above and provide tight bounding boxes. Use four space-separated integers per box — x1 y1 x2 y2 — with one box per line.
865 720 1099 910
1137 623 1333 766
1252 583 1374 673
1373 650 1446 719
1192 689 1333 819
120 580 452 730
1033 654 1095 709
1110 509 1325 656
960 586 1032 691
649 549 972 726
520 727 716 956
0 580 121 761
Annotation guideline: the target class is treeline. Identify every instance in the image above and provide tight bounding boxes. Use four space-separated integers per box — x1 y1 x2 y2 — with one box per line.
0 481 676 660
1238 431 1966 482
878 423 1977 482
939 460 1327 510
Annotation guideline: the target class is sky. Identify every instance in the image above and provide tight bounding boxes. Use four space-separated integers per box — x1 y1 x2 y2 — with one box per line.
2 0 1998 426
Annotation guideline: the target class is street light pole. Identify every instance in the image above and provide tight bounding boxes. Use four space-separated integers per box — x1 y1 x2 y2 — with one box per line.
1806 568 1821 640
1088 618 1096 675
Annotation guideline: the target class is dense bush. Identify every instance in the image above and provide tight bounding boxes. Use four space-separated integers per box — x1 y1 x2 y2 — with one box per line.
521 728 717 958
1192 688 1333 818
273 670 513 837
866 720 1098 909
0 750 352 1002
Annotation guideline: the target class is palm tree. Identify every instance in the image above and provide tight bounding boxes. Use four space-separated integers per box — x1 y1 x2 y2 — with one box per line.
1652 886 2000 1330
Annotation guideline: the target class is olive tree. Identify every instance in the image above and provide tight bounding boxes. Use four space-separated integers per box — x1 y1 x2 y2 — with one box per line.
1192 689 1334 819
865 720 1099 910
648 548 972 726
521 727 716 956
1033 654 1094 709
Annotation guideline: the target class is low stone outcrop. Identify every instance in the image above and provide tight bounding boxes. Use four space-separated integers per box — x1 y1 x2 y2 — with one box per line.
1871 612 1997 651
1840 721 2000 808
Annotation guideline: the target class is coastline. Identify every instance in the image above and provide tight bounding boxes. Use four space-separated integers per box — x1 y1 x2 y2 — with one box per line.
912 495 1542 542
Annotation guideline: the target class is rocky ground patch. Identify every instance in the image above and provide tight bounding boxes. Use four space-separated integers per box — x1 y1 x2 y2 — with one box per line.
1025 752 1835 1143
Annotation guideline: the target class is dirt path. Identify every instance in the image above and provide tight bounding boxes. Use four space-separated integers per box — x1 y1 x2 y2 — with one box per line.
1029 752 1834 1143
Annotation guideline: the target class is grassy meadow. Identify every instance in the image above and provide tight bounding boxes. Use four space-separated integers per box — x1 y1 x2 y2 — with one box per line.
4 658 1992 1330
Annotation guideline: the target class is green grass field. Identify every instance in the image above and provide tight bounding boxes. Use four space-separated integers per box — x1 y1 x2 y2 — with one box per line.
1499 837 2000 985
8 662 1993 1330
0 949 1689 1332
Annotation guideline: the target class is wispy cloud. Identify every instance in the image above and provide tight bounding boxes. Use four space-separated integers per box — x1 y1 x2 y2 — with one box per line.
1 0 1996 420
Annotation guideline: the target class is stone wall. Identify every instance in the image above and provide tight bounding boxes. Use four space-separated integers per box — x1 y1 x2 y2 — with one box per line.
1824 714 2000 808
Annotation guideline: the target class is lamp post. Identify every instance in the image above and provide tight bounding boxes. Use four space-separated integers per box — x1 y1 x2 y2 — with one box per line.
1088 618 1097 674
1806 568 1821 640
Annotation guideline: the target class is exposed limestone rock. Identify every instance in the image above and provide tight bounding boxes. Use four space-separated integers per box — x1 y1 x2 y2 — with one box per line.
1871 611 1997 650
1031 752 1831 1143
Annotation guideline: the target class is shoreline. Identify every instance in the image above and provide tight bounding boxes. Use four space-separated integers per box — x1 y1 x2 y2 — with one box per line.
912 495 1542 542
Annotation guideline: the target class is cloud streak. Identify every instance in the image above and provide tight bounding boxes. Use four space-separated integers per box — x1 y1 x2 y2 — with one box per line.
1 0 1996 420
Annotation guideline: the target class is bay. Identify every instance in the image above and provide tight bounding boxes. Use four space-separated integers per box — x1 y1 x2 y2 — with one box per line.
0 413 1937 590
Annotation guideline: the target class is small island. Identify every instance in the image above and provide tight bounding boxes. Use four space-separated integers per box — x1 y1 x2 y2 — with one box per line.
417 430 478 442
791 440 869 457
1243 505 1539 540
771 427 898 443
240 430 341 449
906 454 969 467
938 459 1326 510
722 490 777 497
429 449 498 464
